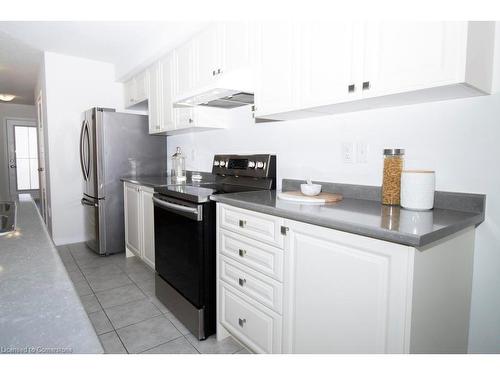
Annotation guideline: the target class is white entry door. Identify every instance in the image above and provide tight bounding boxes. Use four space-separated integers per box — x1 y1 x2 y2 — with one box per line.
6 119 39 200
36 91 48 222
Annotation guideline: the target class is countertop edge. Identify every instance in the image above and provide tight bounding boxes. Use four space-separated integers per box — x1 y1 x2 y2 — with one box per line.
211 194 483 248
0 195 104 354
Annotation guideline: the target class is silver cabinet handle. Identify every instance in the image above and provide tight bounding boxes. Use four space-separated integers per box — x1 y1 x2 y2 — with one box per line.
238 318 246 327
217 68 222 74
238 278 246 286
238 249 246 257
362 81 371 90
212 70 216 76
188 118 193 124
239 220 246 228
348 84 355 93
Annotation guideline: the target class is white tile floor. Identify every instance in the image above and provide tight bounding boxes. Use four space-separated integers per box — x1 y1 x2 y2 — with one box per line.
57 243 250 354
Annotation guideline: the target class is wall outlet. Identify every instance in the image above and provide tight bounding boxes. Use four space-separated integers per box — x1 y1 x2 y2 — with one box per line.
341 142 355 164
356 142 368 163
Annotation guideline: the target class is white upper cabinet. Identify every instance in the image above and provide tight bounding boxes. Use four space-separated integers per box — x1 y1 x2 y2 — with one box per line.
221 22 252 74
124 69 150 109
193 25 222 89
160 53 175 132
254 22 297 117
298 22 363 108
175 39 195 97
147 61 162 134
362 22 468 97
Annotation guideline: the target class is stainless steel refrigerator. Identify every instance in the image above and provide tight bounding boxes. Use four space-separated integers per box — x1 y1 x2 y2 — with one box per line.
79 107 167 255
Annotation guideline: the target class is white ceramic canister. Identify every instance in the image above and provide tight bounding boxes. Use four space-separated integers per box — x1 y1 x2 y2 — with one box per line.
400 170 436 210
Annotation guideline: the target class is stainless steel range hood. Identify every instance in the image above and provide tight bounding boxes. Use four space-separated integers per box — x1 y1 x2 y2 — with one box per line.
174 67 254 109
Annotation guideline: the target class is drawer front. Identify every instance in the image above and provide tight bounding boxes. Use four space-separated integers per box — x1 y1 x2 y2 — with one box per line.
218 204 284 248
219 229 284 281
220 256 283 314
220 282 282 354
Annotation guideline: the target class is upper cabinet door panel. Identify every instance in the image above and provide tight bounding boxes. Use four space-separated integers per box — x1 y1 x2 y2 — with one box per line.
255 22 297 117
299 22 361 108
363 22 468 96
135 70 149 103
160 53 175 131
175 40 195 97
221 22 251 73
148 62 162 134
194 26 221 88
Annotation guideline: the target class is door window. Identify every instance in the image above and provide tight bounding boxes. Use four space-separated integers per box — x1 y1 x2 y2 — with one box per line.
14 126 39 190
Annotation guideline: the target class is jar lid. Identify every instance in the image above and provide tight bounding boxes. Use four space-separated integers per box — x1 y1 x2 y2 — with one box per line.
172 146 183 157
383 148 405 156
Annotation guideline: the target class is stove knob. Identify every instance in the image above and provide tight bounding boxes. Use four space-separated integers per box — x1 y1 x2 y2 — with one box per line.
247 161 256 168
219 160 226 168
213 160 220 167
256 161 265 169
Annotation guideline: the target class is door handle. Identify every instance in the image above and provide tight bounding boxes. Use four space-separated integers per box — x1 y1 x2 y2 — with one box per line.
81 197 98 207
9 164 16 169
79 120 88 180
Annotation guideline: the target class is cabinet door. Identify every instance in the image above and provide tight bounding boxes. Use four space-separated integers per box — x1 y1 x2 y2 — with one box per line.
124 183 141 257
160 53 175 131
148 62 162 134
299 22 362 108
283 219 413 354
363 21 467 97
254 22 298 117
124 78 136 107
141 188 155 269
221 22 251 74
193 25 221 88
174 40 195 98
135 70 149 103
174 107 195 130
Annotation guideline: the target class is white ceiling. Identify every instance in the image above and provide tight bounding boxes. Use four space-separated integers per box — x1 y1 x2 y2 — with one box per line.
0 21 208 105
0 30 41 105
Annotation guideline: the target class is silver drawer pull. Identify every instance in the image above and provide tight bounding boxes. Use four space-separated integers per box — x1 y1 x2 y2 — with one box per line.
239 219 246 228
238 249 246 257
238 278 246 286
238 318 246 327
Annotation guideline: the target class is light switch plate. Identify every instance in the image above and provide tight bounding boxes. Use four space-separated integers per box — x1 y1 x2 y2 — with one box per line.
356 143 368 163
341 142 354 164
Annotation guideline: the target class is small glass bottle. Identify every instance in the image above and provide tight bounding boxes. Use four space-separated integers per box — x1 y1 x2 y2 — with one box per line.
381 148 405 205
171 147 186 182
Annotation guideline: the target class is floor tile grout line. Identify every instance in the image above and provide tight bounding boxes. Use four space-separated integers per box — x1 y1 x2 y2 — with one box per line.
66 246 130 354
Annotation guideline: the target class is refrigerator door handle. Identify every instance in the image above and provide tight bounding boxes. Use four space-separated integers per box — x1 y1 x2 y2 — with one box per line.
83 120 91 180
81 197 98 207
79 120 88 180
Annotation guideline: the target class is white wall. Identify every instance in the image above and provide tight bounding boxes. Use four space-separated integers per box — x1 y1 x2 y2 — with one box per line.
0 103 36 200
42 52 124 245
167 93 500 353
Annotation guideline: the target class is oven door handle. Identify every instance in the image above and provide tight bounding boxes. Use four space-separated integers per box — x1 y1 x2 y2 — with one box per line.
152 197 202 221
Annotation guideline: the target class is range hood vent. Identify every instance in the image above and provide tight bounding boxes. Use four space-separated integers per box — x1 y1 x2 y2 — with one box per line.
198 92 254 109
174 67 254 109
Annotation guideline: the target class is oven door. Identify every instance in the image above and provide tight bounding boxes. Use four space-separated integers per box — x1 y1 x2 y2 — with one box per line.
153 194 205 308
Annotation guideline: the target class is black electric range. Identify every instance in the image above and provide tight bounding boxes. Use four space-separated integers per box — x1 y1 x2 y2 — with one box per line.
153 154 276 340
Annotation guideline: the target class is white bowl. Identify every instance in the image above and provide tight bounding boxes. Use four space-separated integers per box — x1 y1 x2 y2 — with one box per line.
300 183 322 196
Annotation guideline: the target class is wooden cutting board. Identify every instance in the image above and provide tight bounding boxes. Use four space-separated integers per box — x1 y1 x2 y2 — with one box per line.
278 191 343 204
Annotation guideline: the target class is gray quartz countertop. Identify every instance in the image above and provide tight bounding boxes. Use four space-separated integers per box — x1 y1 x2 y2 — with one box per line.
211 190 485 248
0 195 103 354
121 171 217 188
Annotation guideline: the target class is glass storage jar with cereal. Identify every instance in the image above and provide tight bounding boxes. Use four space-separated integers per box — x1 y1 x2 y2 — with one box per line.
382 148 405 205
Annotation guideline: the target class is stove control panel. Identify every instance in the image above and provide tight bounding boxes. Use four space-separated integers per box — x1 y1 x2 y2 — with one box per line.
212 154 276 179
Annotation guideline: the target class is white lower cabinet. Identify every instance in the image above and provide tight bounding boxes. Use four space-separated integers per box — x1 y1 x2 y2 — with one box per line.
216 203 475 354
124 182 155 269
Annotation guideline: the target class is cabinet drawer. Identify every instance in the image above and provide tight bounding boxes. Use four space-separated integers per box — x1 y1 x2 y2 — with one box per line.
219 229 283 281
220 256 283 314
220 282 282 354
218 204 284 248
